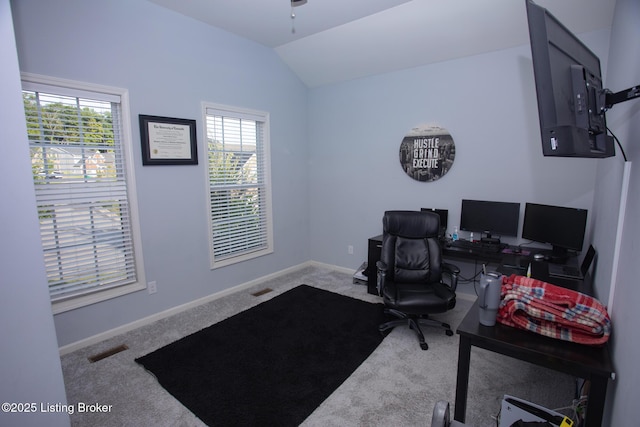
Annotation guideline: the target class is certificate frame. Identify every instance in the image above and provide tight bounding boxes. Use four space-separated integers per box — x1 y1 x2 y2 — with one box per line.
139 115 198 165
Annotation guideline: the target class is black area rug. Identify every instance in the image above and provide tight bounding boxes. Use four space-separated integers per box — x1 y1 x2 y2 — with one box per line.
135 285 387 427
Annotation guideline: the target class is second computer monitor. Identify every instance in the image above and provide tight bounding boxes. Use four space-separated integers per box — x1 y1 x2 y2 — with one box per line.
522 202 587 255
460 199 520 243
421 208 448 238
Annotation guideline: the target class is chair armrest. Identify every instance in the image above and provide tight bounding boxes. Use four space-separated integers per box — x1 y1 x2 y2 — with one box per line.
376 261 388 296
442 262 459 292
442 262 460 275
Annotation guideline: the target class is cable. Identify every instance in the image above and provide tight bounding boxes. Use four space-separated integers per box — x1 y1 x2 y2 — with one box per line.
551 393 588 427
607 126 628 161
458 270 482 285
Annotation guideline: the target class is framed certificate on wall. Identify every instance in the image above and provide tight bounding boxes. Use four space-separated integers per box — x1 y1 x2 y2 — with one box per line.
139 115 198 165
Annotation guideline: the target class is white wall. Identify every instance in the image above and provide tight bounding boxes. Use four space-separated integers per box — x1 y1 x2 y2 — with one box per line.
307 31 610 271
599 0 640 424
0 1 69 425
10 0 310 347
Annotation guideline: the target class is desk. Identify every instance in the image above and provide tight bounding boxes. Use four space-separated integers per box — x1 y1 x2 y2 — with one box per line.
454 300 614 427
366 235 383 295
442 240 508 264
366 234 613 424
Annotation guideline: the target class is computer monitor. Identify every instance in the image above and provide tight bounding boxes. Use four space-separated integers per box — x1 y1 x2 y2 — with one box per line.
521 202 588 262
459 199 520 244
421 208 448 239
525 0 614 158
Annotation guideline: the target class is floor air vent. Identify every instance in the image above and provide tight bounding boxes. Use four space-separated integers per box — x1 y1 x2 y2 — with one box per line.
88 344 129 363
251 288 273 297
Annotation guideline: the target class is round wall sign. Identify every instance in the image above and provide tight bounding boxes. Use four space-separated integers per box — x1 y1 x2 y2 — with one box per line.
399 125 456 182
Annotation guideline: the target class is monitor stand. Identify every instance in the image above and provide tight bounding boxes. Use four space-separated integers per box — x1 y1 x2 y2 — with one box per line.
481 233 500 245
546 246 573 264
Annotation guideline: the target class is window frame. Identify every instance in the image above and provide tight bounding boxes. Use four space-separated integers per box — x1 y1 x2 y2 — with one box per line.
202 102 274 269
21 73 146 314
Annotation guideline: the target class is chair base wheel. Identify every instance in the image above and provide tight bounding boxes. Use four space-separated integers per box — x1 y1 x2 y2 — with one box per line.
379 311 454 350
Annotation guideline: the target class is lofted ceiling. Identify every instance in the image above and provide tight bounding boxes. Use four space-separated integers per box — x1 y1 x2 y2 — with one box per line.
146 0 616 87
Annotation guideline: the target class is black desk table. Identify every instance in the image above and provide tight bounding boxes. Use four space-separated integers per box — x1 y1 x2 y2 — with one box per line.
366 234 614 424
442 241 508 264
454 300 614 427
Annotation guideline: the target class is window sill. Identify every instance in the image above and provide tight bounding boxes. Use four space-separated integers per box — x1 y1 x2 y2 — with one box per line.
211 247 273 269
51 282 146 314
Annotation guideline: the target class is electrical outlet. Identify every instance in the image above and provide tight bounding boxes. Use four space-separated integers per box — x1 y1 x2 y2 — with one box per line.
147 281 157 294
348 245 354 255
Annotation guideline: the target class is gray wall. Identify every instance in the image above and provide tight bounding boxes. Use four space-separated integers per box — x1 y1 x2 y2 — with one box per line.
4 0 638 424
0 0 69 425
598 0 640 423
307 32 609 272
10 0 310 347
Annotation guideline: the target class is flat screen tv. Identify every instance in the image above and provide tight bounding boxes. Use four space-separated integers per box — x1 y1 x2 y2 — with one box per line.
525 0 614 158
521 202 588 262
460 199 520 244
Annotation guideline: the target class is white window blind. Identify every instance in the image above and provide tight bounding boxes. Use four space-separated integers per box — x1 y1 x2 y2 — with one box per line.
22 76 144 310
204 104 273 268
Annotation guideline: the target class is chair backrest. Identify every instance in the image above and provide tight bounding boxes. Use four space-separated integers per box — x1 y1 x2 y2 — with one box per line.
380 211 442 283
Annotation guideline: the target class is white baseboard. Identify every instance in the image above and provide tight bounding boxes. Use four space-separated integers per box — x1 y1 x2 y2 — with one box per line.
307 260 355 275
58 260 476 355
59 261 316 355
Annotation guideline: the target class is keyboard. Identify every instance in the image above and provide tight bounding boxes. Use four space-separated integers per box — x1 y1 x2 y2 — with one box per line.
450 240 503 253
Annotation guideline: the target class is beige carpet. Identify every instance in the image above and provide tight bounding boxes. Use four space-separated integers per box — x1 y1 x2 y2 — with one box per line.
60 265 575 426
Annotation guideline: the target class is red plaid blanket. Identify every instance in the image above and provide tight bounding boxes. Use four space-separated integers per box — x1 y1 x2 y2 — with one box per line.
497 275 611 346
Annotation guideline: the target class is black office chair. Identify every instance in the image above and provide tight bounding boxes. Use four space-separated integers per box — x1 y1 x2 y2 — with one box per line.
376 211 459 350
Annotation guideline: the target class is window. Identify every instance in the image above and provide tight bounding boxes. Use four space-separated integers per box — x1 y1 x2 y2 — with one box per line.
203 103 273 268
21 74 145 313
